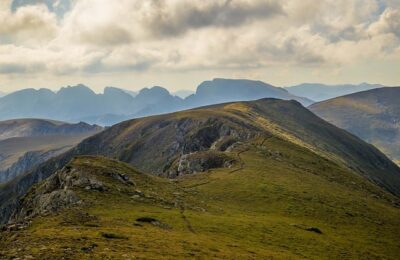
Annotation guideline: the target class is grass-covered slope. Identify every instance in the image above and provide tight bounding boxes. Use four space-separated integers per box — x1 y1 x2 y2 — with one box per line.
2 98 400 229
70 98 400 196
0 99 400 230
310 87 400 163
1 137 400 259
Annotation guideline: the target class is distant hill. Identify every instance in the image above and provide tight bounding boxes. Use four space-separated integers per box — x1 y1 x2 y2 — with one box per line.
1 99 400 258
0 118 102 141
185 78 313 108
310 87 400 164
0 119 102 184
286 83 384 102
0 79 312 125
0 91 5 97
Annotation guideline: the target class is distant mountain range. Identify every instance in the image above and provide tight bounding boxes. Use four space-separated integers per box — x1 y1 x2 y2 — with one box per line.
310 87 400 164
0 91 5 97
285 83 385 102
0 79 312 125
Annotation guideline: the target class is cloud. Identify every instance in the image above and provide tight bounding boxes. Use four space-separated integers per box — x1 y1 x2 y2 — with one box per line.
139 0 285 37
0 62 44 74
0 3 58 44
0 0 399 81
368 7 400 38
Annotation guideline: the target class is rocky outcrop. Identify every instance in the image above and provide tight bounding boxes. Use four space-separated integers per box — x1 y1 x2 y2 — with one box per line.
9 164 105 223
0 152 76 226
169 151 235 178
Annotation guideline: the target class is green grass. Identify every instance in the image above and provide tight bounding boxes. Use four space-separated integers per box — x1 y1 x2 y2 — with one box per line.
1 137 400 259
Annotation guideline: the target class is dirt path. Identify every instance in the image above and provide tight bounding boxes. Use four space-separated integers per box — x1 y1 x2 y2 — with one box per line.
179 205 196 234
170 181 196 234
173 136 274 232
228 148 249 174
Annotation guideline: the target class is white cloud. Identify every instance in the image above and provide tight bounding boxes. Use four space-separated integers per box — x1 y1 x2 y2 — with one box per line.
0 3 58 44
0 0 399 89
368 7 400 37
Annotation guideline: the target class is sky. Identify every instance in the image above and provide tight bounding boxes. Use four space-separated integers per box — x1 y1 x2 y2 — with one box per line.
0 0 399 93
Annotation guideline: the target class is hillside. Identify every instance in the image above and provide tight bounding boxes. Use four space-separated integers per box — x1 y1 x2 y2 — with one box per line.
286 83 384 102
0 119 102 141
0 119 102 184
1 98 400 228
310 87 400 163
68 98 400 194
1 141 399 258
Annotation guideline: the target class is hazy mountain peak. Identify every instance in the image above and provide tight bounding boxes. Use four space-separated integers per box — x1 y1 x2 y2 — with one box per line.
188 78 310 107
3 88 55 100
138 86 171 97
57 84 96 96
197 78 281 93
286 82 386 102
104 86 129 96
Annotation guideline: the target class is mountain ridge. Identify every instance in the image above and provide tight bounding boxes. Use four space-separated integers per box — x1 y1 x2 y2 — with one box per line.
1 98 400 228
286 83 385 102
310 87 400 164
1 124 400 258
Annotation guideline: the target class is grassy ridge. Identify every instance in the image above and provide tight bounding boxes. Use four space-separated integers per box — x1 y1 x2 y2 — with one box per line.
1 136 399 259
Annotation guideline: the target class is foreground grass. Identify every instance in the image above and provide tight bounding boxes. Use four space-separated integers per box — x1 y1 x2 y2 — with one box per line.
1 137 399 259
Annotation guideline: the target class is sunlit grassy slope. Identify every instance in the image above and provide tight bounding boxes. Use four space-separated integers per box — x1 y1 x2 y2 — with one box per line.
310 87 400 163
2 136 399 259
